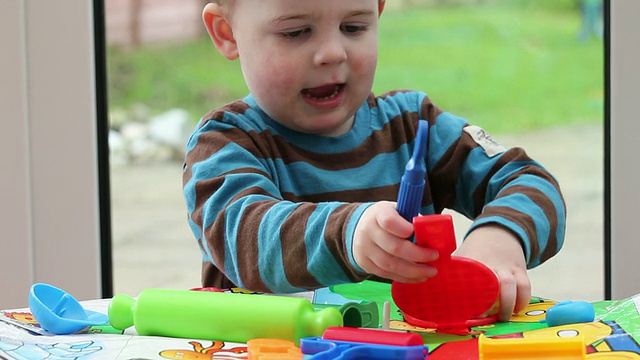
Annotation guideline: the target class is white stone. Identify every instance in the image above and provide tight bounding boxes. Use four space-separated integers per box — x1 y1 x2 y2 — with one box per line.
108 129 130 166
148 108 193 156
120 121 148 142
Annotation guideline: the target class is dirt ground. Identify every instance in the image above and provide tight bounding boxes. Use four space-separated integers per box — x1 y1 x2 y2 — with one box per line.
110 123 604 302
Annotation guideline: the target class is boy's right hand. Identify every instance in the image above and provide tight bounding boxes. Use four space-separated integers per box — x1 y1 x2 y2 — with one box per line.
352 201 439 283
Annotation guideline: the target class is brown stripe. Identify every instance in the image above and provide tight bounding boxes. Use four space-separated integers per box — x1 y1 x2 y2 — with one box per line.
199 186 277 292
182 126 234 185
493 185 559 265
471 147 532 214
199 101 252 129
187 94 444 179
324 203 370 282
477 205 540 262
202 210 229 287
376 91 444 124
466 141 564 265
261 120 411 171
185 123 399 176
190 102 430 171
539 235 560 264
420 95 444 124
184 101 252 184
235 199 277 292
202 261 237 289
280 204 323 289
186 94 445 182
365 92 378 108
471 146 563 218
429 136 468 212
191 168 272 228
282 184 399 203
377 89 408 99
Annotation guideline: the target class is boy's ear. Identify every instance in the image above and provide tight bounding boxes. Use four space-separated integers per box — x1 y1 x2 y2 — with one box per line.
202 3 238 60
378 0 385 17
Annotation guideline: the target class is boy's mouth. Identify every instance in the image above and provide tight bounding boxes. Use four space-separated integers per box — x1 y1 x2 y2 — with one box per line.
301 84 345 101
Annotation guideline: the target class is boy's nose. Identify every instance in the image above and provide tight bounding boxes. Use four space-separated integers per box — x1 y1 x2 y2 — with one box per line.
313 35 347 66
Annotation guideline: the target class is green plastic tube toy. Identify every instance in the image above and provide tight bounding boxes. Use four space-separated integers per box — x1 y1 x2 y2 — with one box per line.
313 301 379 328
108 288 343 344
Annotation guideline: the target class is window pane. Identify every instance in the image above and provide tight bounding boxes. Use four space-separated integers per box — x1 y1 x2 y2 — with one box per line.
106 0 604 300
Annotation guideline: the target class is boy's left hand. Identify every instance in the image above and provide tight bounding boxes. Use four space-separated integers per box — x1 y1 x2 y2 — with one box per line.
453 225 531 322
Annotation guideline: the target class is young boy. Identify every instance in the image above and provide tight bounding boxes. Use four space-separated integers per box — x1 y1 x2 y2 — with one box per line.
183 0 566 322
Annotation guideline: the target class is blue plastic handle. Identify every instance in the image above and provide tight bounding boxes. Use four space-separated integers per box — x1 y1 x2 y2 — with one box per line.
397 120 429 223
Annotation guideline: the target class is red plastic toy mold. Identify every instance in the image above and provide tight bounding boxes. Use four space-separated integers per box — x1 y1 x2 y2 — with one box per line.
391 214 500 334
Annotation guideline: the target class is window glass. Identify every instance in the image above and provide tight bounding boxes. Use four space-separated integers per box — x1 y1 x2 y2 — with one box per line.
107 0 604 300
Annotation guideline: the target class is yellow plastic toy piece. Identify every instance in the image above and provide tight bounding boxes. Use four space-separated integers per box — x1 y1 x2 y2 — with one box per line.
247 338 303 360
478 333 586 360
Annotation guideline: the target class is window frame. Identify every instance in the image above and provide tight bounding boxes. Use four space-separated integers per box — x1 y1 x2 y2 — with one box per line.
5 0 639 306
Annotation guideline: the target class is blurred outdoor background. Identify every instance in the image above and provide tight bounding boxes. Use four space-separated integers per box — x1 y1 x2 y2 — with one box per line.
105 0 604 301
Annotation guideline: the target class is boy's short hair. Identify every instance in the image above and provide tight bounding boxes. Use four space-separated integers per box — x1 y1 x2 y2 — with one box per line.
213 0 384 8
212 0 385 18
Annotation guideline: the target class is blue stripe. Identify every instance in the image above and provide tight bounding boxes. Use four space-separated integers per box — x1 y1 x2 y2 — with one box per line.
245 95 376 153
307 205 361 284
183 177 198 214
497 192 549 251
508 175 566 253
428 112 467 166
419 203 436 215
197 174 279 231
187 217 213 264
220 194 277 288
376 91 424 129
487 162 541 200
220 200 244 288
184 119 202 153
454 147 504 217
257 203 300 292
191 142 264 176
275 151 408 196
344 205 368 273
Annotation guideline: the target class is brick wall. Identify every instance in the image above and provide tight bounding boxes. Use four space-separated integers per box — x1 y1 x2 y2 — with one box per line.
105 0 206 46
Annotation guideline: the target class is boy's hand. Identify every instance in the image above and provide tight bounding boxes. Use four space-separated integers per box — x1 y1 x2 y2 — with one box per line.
454 225 531 322
352 202 439 283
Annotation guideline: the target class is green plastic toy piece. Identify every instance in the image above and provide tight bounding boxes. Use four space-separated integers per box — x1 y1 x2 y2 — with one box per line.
108 288 343 344
313 301 379 328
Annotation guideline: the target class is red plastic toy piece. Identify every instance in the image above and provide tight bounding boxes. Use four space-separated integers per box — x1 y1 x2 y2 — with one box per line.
391 214 500 334
322 326 424 346
189 287 224 292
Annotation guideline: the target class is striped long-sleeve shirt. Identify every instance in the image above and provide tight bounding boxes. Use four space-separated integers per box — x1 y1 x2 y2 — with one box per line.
182 90 566 293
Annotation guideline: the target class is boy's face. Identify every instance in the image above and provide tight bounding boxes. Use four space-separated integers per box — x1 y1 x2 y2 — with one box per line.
219 0 379 136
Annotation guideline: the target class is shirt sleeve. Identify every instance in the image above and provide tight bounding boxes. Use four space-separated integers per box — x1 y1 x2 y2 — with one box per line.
421 96 566 268
182 112 371 293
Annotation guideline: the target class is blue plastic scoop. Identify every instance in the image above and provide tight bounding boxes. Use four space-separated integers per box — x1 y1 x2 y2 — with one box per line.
29 283 109 334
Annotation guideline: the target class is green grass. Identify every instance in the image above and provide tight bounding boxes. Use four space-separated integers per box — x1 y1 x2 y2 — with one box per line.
107 2 603 134
375 4 603 133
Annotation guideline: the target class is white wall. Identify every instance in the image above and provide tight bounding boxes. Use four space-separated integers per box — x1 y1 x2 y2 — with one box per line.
0 1 102 308
610 0 640 300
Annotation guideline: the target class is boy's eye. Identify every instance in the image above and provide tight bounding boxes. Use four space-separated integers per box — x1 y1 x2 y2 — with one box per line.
282 28 311 38
341 25 368 34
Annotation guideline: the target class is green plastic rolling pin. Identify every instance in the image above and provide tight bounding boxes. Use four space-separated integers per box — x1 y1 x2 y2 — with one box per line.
108 288 343 344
